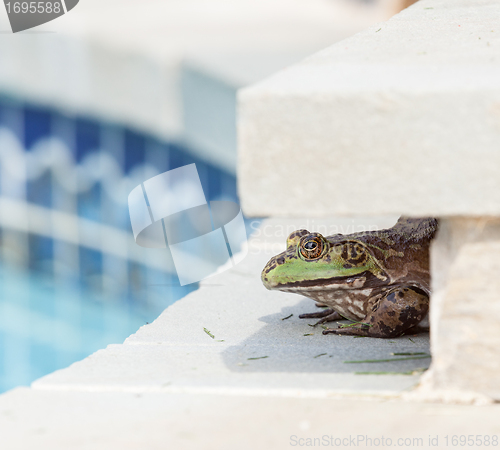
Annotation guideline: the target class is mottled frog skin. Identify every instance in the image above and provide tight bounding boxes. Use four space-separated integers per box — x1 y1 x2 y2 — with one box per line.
262 217 438 338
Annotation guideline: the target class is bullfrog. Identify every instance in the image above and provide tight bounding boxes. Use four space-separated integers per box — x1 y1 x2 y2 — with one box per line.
261 217 438 338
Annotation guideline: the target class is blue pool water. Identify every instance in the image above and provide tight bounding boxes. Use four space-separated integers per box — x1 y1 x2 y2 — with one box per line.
0 263 198 392
0 98 239 393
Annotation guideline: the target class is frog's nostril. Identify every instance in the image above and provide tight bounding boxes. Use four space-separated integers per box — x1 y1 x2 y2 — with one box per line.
277 256 285 265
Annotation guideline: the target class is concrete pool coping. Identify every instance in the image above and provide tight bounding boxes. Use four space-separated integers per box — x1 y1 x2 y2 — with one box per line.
0 218 499 448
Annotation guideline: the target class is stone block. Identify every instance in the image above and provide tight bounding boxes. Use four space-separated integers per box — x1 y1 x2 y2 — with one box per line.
238 0 500 217
421 218 500 401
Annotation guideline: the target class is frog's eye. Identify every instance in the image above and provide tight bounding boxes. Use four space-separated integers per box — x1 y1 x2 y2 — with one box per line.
299 236 324 260
286 229 310 248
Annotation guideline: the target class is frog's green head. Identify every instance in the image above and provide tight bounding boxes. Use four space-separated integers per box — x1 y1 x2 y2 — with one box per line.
262 230 388 291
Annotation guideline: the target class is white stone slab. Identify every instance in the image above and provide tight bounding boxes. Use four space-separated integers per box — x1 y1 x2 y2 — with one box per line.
32 217 430 398
32 343 429 396
1 387 500 450
238 0 500 216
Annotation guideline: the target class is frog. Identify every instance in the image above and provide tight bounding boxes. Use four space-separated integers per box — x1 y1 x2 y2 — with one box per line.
261 217 438 338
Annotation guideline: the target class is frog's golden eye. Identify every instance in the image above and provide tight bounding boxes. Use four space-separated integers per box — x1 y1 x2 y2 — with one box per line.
299 236 324 260
286 229 310 248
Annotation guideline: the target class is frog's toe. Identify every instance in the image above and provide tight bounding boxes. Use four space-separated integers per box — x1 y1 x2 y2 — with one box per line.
314 302 329 308
322 326 371 337
299 309 342 326
299 308 334 319
403 324 430 335
313 313 342 326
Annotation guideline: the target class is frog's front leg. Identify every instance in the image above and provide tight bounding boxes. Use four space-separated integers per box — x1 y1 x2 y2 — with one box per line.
322 287 429 338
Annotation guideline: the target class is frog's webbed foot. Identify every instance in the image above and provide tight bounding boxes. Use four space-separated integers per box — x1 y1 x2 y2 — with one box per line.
299 309 342 326
322 287 429 338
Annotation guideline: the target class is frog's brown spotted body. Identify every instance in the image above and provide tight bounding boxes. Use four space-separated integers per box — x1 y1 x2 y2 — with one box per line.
261 217 438 338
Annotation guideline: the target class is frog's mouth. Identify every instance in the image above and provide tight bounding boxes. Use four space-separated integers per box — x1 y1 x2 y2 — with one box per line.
266 270 388 292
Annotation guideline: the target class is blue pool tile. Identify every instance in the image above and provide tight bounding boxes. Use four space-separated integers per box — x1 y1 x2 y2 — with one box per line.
28 235 54 276
77 184 103 222
100 125 124 168
146 139 169 174
124 128 146 173
0 100 24 145
75 117 100 162
220 170 238 202
27 172 53 207
24 105 51 150
207 165 222 200
79 248 103 292
168 143 189 170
